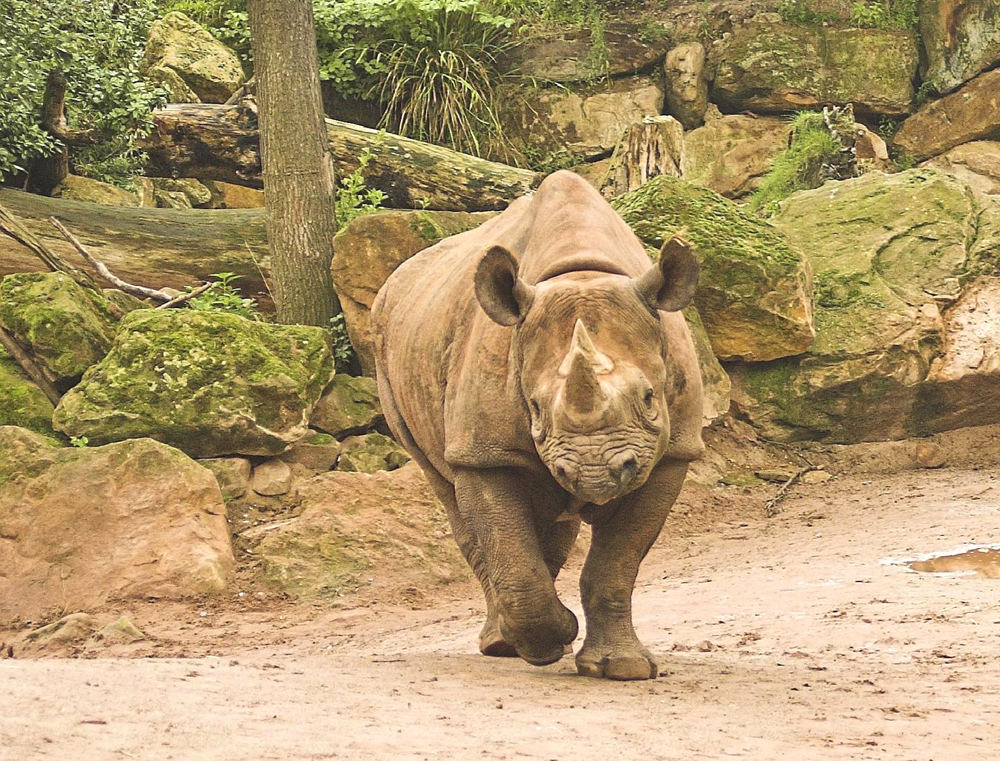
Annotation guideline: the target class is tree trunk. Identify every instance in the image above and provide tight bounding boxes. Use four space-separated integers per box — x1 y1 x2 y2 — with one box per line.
247 0 338 327
26 70 98 196
142 104 542 212
600 116 684 199
0 188 272 307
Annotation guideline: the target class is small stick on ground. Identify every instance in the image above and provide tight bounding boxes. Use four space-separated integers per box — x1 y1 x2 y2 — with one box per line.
155 282 213 309
0 325 62 406
765 466 820 518
48 216 172 303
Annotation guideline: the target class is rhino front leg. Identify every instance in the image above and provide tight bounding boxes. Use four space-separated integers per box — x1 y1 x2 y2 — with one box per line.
454 466 578 666
576 460 688 680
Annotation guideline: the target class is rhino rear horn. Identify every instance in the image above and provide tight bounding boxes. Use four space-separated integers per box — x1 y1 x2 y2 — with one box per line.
474 245 536 326
634 234 699 312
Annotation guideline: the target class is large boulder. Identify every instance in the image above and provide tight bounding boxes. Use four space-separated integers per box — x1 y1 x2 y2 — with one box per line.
251 464 466 599
53 309 333 457
893 69 1000 162
923 141 1000 196
0 427 233 622
501 75 665 162
917 276 1000 433
733 169 984 443
310 374 382 437
681 112 792 199
52 175 140 207
142 11 244 103
332 210 491 375
502 25 666 83
710 23 918 117
336 432 411 474
611 175 815 362
919 0 1000 94
0 272 117 389
663 41 709 130
0 346 54 435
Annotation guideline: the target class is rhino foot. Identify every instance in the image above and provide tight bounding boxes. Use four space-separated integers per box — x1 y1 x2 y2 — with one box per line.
479 617 518 658
576 643 658 680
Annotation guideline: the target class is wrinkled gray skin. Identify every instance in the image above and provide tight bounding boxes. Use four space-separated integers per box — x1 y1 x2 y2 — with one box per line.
372 170 704 680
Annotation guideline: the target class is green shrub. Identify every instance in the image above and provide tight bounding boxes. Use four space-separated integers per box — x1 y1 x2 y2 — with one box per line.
751 112 842 213
0 0 166 186
335 146 386 230
848 0 918 30
314 0 514 157
186 272 261 320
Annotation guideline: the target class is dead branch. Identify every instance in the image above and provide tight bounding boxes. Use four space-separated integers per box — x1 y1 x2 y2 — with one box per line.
764 466 820 518
0 203 95 287
48 216 172 303
0 325 62 406
155 282 213 309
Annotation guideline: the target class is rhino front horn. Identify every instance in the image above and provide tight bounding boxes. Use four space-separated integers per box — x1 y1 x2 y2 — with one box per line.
560 320 612 417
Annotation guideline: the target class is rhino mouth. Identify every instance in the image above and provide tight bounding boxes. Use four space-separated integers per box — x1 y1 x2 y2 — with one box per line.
548 453 646 505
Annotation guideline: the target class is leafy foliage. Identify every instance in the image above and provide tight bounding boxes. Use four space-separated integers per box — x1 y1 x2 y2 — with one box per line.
751 112 842 213
778 0 918 29
314 0 514 157
326 312 356 372
186 272 261 320
0 0 166 186
335 146 386 230
848 0 918 30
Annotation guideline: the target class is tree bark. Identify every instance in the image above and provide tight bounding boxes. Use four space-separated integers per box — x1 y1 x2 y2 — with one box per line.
26 70 98 196
0 188 272 308
600 116 684 199
142 103 542 212
247 0 338 327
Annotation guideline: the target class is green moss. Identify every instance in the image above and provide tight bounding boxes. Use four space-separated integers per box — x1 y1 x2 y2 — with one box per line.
613 174 801 270
307 432 336 446
53 309 333 457
0 272 116 385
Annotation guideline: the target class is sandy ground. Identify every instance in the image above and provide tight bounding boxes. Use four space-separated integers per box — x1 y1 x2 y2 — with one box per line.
2 462 1000 760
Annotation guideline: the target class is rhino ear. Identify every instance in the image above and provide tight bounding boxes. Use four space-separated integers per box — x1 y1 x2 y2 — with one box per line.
634 234 699 312
474 245 535 326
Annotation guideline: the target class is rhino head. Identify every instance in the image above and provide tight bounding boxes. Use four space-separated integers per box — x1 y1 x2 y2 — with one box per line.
474 236 699 505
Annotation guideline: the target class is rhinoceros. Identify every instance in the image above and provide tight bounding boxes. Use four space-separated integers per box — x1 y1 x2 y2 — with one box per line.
371 170 704 680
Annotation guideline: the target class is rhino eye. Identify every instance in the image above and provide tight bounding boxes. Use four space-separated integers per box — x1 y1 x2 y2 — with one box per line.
643 388 654 406
529 399 541 417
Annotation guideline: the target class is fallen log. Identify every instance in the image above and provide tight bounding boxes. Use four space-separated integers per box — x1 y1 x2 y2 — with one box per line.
142 103 542 212
0 188 272 308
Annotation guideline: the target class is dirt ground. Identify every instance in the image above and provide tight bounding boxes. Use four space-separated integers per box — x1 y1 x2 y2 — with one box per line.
3 431 1000 760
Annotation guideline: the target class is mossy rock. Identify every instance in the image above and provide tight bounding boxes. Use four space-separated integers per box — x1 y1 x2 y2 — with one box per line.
711 23 917 117
731 169 982 443
0 272 117 388
0 347 54 436
253 465 464 600
920 0 1000 95
336 432 411 474
52 309 333 457
142 11 244 103
612 175 815 362
310 374 382 437
52 175 140 207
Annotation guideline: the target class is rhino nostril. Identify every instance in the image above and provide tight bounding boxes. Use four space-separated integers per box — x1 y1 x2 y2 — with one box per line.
554 459 577 486
610 452 639 486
